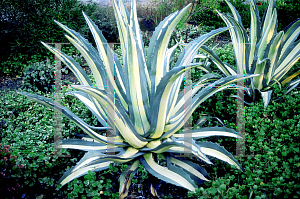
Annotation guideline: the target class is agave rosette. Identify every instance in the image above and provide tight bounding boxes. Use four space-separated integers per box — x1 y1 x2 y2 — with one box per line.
201 0 300 108
17 0 256 196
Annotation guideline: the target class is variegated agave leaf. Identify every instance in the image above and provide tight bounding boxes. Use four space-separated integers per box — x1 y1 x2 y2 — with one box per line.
208 0 300 108
17 0 254 196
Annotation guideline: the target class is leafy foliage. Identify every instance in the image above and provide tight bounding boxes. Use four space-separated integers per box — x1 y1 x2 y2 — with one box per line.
189 0 225 28
137 0 192 26
2 0 299 198
21 59 55 93
0 0 99 76
188 85 300 198
89 5 119 43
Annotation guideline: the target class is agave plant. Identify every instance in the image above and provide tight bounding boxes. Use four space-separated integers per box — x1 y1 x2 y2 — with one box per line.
200 0 300 108
17 0 256 197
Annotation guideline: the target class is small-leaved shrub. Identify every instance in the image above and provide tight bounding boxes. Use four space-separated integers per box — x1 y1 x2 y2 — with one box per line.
0 0 99 76
90 6 119 43
21 59 55 93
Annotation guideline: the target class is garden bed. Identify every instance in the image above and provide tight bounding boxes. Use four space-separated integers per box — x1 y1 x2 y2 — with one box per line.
1 81 300 198
1 0 300 196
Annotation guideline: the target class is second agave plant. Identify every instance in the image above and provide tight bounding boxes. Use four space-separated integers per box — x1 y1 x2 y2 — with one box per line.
17 0 257 197
201 0 300 108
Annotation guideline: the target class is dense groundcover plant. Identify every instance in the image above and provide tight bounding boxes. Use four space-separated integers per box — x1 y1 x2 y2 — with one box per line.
187 84 300 198
200 0 300 108
17 0 258 197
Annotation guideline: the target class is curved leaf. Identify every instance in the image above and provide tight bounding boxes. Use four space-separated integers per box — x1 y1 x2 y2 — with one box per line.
162 74 259 139
196 115 224 127
60 139 119 151
71 85 149 148
16 92 125 145
58 160 112 187
83 10 128 111
200 45 236 76
53 20 107 88
40 42 92 86
140 153 196 192
66 91 107 127
119 160 140 199
172 126 243 140
216 10 247 74
147 4 192 96
196 141 244 171
125 25 150 135
166 156 209 185
166 155 197 188
249 0 261 69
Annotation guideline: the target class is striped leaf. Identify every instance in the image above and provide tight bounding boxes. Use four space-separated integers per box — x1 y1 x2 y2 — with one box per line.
66 91 107 128
161 74 259 139
280 18 300 58
249 0 261 65
119 160 140 199
82 10 128 111
172 126 243 140
147 3 192 97
125 25 150 135
141 138 213 165
58 147 144 187
53 20 107 88
60 139 119 151
196 141 244 171
165 156 210 185
71 85 149 148
16 92 125 145
58 161 112 187
40 42 92 86
195 115 224 127
216 10 247 74
140 153 196 192
148 27 232 139
200 46 237 76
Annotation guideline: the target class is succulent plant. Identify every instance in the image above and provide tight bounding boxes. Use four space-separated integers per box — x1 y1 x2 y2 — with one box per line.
201 0 300 108
17 0 257 197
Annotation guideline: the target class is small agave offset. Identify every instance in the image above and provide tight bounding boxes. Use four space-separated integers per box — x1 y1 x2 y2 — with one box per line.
17 0 256 197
